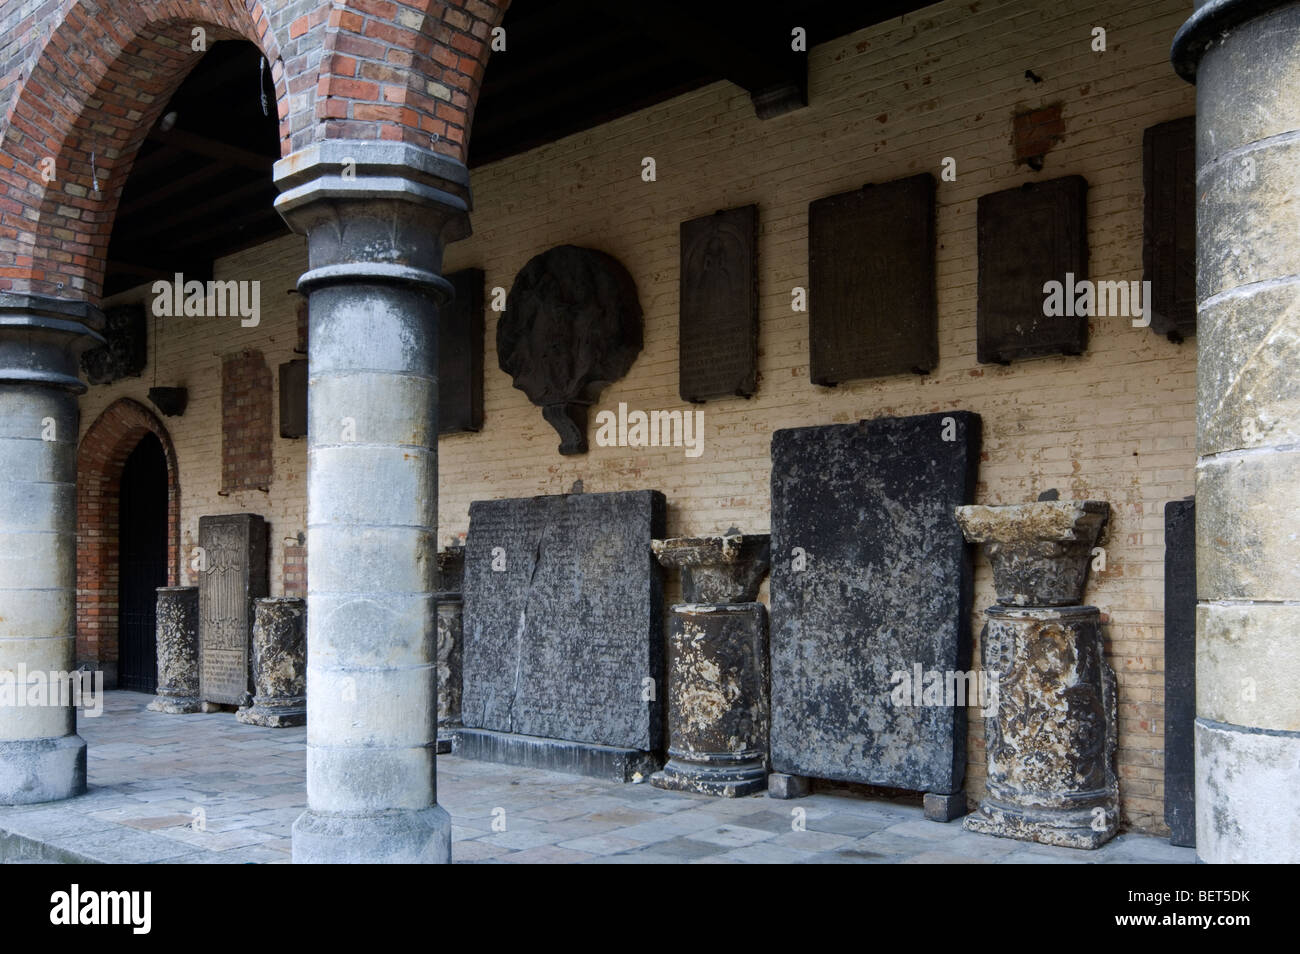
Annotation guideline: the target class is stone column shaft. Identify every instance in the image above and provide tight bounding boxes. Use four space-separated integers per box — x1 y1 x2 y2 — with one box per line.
148 586 200 714
1173 0 1300 863
0 293 103 803
275 142 471 864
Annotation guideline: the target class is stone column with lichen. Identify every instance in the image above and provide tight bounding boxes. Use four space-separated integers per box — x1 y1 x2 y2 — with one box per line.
148 586 201 714
955 500 1119 849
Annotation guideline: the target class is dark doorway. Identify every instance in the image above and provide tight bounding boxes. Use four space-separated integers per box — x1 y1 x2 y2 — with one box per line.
118 433 169 693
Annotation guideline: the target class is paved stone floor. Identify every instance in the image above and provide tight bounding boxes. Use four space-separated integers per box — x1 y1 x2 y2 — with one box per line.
0 692 1194 864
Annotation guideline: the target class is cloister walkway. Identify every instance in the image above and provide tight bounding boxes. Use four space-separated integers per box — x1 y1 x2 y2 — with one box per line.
0 693 1193 864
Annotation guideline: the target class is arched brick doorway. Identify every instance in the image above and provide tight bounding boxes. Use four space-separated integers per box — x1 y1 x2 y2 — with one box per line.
76 398 181 688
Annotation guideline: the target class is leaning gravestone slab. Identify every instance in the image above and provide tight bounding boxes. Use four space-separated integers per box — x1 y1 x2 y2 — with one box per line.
461 490 665 772
769 411 981 795
198 514 268 706
1164 497 1196 847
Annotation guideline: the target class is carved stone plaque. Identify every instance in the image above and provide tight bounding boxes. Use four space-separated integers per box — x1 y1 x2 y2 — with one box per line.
278 359 307 439
497 245 642 455
1144 117 1196 342
82 303 147 385
977 176 1088 364
461 490 665 751
769 411 981 794
198 514 268 705
439 268 484 433
809 173 936 385
679 205 758 402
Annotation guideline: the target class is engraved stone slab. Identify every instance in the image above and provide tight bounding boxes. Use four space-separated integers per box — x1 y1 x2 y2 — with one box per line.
809 173 936 385
977 176 1088 364
440 268 484 433
679 205 758 402
462 490 666 751
1144 117 1197 342
198 514 268 706
1164 497 1196 847
82 303 147 385
769 411 981 793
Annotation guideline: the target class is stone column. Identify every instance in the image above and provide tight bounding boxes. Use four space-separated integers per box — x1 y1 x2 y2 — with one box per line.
955 500 1119 849
1173 1 1300 864
650 532 771 797
148 587 201 714
238 597 306 727
434 546 464 753
274 141 470 864
0 293 103 804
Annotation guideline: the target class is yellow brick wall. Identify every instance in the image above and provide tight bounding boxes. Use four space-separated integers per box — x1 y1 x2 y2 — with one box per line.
89 0 1195 833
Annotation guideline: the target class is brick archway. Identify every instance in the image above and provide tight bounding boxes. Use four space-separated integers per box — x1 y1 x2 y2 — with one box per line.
76 398 181 684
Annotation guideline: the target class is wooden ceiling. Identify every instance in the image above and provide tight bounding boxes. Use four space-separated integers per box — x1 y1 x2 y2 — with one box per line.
103 0 933 296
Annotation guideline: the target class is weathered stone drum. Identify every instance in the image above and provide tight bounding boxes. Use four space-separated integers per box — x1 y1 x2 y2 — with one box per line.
955 500 1119 848
651 533 771 797
237 597 306 727
148 587 201 714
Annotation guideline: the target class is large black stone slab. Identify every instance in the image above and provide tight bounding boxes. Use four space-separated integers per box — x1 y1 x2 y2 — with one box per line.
1144 117 1197 343
809 173 937 384
278 358 307 439
440 268 484 433
461 490 666 752
679 204 759 402
977 176 1088 364
769 411 981 793
1164 497 1196 847
198 513 268 706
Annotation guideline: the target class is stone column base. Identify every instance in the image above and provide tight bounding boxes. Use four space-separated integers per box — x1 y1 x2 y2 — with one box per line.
651 756 767 798
236 697 306 727
292 805 451 864
147 695 202 715
963 794 1117 849
0 735 87 805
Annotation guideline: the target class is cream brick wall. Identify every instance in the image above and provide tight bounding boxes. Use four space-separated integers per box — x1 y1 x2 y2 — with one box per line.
89 0 1195 833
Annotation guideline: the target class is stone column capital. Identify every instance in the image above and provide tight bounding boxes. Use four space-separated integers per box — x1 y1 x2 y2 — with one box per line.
273 140 473 298
652 532 771 603
1172 0 1297 81
0 292 105 392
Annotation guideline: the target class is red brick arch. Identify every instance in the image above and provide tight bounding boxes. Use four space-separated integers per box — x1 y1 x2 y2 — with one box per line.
76 398 181 681
313 0 511 161
0 0 289 299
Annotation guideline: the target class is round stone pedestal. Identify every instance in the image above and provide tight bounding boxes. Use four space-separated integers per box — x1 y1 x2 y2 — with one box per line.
237 597 306 727
653 603 770 797
962 604 1119 849
148 587 201 714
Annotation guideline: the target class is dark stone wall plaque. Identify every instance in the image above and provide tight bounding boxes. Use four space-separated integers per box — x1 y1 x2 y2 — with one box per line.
809 173 936 385
198 513 269 706
82 303 147 385
1144 117 1196 342
977 175 1088 364
769 411 981 793
497 246 642 454
440 268 485 433
278 358 307 439
679 205 758 402
461 490 666 751
1164 497 1196 847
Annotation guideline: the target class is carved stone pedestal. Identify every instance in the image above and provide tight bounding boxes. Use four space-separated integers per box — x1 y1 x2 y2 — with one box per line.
650 533 770 797
148 587 201 714
434 546 464 754
955 501 1119 849
237 597 306 727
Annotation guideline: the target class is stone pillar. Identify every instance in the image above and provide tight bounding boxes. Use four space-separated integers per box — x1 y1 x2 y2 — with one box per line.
148 587 201 714
1173 1 1300 864
955 501 1119 849
274 141 471 864
0 293 103 804
238 597 307 727
434 546 464 753
650 532 771 797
